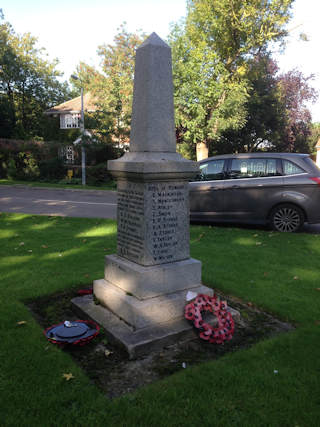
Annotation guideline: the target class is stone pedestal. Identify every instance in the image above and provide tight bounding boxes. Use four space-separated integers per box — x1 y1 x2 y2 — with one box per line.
73 33 214 358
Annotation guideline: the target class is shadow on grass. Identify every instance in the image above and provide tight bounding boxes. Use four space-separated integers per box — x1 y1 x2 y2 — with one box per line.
0 213 117 300
26 285 294 399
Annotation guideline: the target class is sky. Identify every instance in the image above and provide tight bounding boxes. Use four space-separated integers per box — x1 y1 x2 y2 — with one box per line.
2 0 320 122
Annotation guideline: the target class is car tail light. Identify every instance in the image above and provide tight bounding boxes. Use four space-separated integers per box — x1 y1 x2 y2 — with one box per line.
310 177 320 186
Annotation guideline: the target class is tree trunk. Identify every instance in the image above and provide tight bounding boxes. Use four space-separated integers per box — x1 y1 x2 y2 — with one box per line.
196 142 208 161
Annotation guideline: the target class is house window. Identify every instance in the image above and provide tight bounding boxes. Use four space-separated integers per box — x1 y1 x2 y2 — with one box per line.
60 113 80 129
59 145 75 164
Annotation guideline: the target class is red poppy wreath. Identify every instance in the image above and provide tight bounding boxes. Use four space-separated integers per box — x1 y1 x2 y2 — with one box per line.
184 294 234 344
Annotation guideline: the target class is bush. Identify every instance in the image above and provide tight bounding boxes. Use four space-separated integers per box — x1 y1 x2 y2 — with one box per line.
39 157 66 180
17 152 40 180
58 177 82 186
0 138 121 183
6 158 17 179
86 163 112 186
85 141 124 165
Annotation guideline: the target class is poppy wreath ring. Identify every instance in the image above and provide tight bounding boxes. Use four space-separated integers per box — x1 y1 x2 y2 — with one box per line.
184 294 235 344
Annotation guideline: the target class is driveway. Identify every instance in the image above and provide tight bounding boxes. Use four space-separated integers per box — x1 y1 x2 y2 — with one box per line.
0 186 117 219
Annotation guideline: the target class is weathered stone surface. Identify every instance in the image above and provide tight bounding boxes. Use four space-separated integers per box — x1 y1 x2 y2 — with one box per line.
108 152 199 182
72 294 197 359
87 33 228 357
94 278 213 329
130 32 176 153
117 180 190 266
104 255 202 299
108 34 198 180
72 295 241 359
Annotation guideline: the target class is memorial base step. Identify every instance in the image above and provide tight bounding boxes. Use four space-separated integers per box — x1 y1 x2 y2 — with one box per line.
72 294 240 359
93 278 213 329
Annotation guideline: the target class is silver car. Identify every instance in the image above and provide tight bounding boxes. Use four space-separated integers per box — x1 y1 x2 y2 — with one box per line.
190 153 320 232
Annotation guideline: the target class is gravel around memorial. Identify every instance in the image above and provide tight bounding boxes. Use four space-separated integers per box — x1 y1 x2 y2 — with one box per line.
27 287 294 399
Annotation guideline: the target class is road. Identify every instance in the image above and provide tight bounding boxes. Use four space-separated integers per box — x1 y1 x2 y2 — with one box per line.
0 185 319 233
0 186 117 219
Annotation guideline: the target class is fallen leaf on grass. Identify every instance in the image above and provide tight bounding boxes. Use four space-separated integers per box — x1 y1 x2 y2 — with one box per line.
315 288 320 291
247 302 253 307
293 276 299 280
62 373 74 381
41 245 48 249
84 274 89 278
82 239 87 243
195 233 205 242
315 320 320 326
256 242 262 246
28 250 33 253
17 321 27 326
253 234 258 237
19 242 25 246
263 272 268 276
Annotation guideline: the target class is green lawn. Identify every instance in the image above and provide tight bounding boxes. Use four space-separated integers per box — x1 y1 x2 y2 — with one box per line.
0 178 116 191
1 213 320 426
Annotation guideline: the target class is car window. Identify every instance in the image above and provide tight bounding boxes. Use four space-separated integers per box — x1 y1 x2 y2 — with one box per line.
283 160 305 175
229 158 278 179
198 159 225 180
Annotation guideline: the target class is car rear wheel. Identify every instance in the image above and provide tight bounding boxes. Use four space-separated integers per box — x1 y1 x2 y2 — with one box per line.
270 204 304 232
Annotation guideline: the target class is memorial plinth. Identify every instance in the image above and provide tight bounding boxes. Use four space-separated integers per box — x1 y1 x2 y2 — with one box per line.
73 33 213 358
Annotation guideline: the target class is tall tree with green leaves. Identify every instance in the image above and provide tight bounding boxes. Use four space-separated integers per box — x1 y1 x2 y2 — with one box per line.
72 24 145 146
215 54 286 154
0 13 70 139
170 0 294 159
276 69 317 152
216 58 317 155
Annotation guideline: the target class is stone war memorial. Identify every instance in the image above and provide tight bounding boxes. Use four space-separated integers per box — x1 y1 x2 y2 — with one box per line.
73 33 214 358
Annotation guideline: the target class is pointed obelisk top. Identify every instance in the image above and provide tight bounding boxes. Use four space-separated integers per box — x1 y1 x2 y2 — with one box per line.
129 32 176 153
138 32 170 49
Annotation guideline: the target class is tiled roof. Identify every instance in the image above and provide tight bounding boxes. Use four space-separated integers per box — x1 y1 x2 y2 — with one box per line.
45 92 98 114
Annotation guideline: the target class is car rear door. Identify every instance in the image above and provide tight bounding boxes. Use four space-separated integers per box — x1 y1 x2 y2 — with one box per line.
223 157 283 221
281 158 320 223
189 158 227 221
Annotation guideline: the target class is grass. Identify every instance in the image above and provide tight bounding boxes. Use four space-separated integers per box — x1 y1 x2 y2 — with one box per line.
0 178 116 191
1 213 320 426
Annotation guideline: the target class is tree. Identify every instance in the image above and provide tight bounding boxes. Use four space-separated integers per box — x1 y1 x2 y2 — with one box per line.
308 122 320 155
0 14 70 139
72 24 145 146
169 0 294 159
214 54 286 153
276 69 317 152
214 57 317 154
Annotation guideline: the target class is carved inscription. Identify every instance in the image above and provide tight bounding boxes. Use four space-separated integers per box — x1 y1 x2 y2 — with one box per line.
117 181 188 266
117 183 144 263
147 183 186 263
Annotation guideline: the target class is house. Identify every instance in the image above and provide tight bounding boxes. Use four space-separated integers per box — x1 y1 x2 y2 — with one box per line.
45 92 98 164
45 92 98 129
45 92 129 164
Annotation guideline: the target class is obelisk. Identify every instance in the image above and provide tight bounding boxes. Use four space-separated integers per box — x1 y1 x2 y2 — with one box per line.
75 33 213 358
